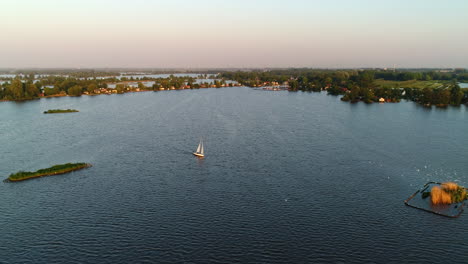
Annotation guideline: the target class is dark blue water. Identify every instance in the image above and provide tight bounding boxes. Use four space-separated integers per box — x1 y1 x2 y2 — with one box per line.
1 88 467 263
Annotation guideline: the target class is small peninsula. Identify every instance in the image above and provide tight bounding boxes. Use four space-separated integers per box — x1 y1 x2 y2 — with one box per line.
5 163 92 182
44 109 79 114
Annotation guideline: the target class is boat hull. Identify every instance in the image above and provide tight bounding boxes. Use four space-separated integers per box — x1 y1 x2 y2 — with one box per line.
193 152 204 157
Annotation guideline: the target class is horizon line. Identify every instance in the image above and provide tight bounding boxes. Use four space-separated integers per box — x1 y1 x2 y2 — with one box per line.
1 67 466 71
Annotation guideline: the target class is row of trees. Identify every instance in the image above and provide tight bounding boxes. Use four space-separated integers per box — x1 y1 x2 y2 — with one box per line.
375 71 468 82
220 69 468 107
1 79 41 100
0 75 232 100
0 70 121 79
341 83 464 106
221 68 468 84
338 74 465 106
2 69 466 106
417 83 464 106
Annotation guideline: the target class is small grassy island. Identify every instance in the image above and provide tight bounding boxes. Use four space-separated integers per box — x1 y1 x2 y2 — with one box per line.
425 182 467 204
44 109 79 114
5 163 91 182
405 182 468 218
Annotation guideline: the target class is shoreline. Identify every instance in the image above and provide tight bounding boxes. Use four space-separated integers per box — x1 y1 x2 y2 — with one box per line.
0 86 232 103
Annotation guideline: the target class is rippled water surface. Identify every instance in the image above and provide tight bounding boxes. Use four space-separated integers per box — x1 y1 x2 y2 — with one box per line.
1 88 467 263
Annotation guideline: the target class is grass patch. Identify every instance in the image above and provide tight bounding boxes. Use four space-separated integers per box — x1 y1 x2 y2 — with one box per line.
375 79 450 89
44 109 79 114
6 163 91 182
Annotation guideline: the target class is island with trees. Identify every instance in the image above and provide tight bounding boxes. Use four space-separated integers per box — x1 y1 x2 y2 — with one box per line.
44 109 79 114
405 181 468 218
426 182 467 205
5 163 92 182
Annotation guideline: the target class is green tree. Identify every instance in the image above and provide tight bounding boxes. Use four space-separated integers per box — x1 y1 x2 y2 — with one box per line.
421 88 433 105
289 80 298 91
450 82 463 105
44 87 60 96
348 85 360 102
25 83 40 98
357 71 375 89
87 83 97 93
67 85 83 96
424 73 432 81
115 84 125 93
362 88 375 103
6 78 24 99
35 81 43 91
435 89 450 106
298 76 309 90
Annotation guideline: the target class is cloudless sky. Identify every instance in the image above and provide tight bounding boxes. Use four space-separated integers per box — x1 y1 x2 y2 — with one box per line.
1 0 467 68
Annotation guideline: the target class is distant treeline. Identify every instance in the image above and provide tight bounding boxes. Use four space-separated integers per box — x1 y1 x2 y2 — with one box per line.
0 69 224 78
220 69 468 107
0 75 231 101
0 71 122 78
374 70 468 82
2 69 468 107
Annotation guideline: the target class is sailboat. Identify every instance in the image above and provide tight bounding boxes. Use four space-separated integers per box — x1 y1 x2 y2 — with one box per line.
193 139 205 157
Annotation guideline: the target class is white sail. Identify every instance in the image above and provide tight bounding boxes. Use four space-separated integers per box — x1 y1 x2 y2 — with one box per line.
193 138 204 157
196 142 201 153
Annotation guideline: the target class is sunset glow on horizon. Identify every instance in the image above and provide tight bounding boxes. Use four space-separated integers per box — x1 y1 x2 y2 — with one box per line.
1 0 468 68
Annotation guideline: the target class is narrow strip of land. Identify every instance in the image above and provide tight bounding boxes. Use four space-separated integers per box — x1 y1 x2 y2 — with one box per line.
44 109 79 114
5 163 92 182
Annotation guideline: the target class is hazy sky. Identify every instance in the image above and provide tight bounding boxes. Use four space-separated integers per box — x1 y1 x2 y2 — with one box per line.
1 0 468 68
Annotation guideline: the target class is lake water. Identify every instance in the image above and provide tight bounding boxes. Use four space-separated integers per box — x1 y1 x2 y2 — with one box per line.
0 88 467 263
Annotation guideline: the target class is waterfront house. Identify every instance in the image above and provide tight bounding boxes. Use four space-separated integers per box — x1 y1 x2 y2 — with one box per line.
379 97 385 103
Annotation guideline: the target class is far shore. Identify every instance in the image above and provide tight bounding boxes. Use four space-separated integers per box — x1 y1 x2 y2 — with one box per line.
1 86 229 102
